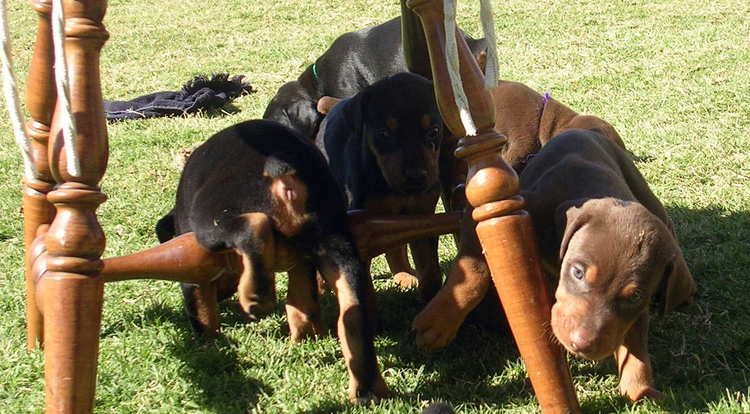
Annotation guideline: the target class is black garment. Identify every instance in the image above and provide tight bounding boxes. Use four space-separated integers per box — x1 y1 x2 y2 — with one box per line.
103 73 254 122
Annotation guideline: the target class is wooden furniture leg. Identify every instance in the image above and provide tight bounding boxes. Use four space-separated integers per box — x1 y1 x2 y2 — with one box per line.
24 0 57 350
32 0 110 412
404 1 580 412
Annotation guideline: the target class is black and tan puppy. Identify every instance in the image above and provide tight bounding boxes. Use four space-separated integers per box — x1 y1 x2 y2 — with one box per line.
524 129 695 400
263 16 486 140
315 72 444 300
156 120 388 402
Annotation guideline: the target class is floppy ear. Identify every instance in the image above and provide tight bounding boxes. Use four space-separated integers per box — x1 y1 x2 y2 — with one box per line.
554 199 591 262
657 236 697 314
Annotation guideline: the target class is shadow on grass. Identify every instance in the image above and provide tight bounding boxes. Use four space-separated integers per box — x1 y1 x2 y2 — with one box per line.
138 303 271 413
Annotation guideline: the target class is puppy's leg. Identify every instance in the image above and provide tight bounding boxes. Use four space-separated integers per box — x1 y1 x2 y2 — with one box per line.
181 281 220 336
236 213 277 320
410 237 441 301
315 235 389 403
386 245 419 289
615 313 664 401
286 261 324 342
413 213 491 350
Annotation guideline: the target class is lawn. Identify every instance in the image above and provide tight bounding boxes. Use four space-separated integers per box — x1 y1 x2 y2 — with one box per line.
1 0 749 413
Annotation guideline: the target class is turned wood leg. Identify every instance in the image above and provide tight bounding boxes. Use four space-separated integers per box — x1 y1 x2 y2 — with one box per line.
24 0 57 350
36 0 110 412
404 1 580 412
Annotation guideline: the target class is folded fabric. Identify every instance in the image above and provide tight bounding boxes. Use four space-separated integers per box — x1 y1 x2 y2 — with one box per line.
103 73 254 122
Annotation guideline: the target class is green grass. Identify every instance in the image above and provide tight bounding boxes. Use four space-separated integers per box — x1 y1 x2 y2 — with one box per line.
1 0 749 412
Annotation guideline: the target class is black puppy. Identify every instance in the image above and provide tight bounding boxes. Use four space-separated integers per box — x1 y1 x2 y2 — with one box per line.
156 120 388 402
315 72 444 300
263 16 487 140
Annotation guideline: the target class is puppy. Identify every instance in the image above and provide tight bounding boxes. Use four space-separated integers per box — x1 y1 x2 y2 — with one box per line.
403 81 627 353
156 120 388 402
263 16 487 140
315 72 444 300
521 129 695 401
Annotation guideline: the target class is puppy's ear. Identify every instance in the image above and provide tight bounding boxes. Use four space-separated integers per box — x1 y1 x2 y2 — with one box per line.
554 199 591 261
317 96 342 115
476 50 487 75
656 235 697 314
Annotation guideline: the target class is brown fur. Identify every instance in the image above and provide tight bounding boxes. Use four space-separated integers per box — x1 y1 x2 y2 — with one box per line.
414 80 627 353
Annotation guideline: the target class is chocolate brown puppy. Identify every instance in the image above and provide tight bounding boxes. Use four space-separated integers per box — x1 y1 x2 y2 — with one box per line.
315 72 444 300
523 129 695 400
413 82 627 352
156 120 388 402
423 129 696 401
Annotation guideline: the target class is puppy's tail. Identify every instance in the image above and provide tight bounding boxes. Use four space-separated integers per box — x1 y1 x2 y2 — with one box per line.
155 210 176 243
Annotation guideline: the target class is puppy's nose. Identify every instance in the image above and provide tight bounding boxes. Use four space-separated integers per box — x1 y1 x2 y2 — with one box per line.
568 329 595 353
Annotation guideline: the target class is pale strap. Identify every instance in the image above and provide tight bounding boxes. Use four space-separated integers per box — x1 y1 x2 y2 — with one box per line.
443 0 477 136
480 0 499 89
51 0 81 177
0 0 37 180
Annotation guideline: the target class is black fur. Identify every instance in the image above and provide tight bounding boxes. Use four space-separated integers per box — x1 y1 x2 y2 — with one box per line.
315 72 443 209
262 16 487 140
315 72 445 300
157 120 380 394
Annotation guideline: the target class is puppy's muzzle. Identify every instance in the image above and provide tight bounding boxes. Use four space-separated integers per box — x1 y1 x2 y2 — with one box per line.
402 169 430 192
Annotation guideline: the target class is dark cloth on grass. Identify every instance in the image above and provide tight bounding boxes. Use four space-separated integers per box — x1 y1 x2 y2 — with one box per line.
103 73 254 122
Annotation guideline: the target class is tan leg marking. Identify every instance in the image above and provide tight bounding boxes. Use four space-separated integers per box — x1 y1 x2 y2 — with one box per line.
236 213 277 319
615 313 664 401
413 254 490 350
320 262 389 403
386 245 419 289
285 262 324 342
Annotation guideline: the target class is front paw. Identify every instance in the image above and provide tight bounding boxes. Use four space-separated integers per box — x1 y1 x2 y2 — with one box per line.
393 271 419 290
412 301 463 351
348 374 390 404
239 295 276 321
620 381 665 402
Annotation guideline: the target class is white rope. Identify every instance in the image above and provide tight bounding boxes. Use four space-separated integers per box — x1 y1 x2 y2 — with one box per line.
1 0 37 180
479 0 499 90
51 0 81 177
443 0 477 136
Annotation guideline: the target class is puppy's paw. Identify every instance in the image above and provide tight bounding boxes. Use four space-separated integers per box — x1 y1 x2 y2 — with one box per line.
620 382 664 402
239 296 276 321
412 303 462 351
393 271 419 290
348 375 390 404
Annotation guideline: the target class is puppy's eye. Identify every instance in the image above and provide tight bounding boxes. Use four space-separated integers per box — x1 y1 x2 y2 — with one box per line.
570 263 585 280
626 290 642 304
424 127 440 150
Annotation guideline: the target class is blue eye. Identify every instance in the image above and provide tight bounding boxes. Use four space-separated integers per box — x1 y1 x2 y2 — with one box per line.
570 264 585 280
627 290 642 304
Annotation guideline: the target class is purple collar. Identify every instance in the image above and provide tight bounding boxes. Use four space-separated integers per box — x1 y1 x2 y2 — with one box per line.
542 91 551 106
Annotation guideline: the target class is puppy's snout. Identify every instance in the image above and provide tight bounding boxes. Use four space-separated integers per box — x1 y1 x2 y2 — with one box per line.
404 169 428 187
568 328 595 353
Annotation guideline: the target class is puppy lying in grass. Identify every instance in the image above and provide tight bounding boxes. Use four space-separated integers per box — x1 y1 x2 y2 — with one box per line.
156 120 388 402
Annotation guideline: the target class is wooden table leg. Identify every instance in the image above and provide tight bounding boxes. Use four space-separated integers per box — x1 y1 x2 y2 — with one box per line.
404 1 580 412
36 0 110 412
24 0 57 351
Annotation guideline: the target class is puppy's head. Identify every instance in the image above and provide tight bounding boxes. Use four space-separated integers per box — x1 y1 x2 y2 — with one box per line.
550 198 696 360
359 72 443 194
